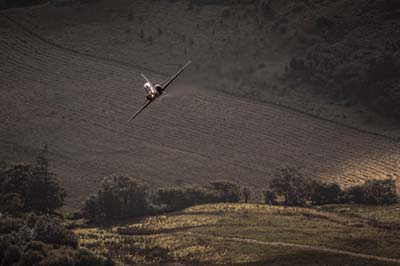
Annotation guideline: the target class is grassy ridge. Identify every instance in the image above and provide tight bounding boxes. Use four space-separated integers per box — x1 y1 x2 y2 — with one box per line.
76 203 400 265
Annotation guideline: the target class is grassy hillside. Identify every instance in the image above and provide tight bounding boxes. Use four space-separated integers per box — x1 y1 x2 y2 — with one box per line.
75 203 400 266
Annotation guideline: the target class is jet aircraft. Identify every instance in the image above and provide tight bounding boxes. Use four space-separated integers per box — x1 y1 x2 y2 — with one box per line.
128 61 191 122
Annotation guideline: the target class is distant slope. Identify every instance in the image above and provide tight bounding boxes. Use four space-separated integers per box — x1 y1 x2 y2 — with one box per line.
5 0 400 136
1 13 400 210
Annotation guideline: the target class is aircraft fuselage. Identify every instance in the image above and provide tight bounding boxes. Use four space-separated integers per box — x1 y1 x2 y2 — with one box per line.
144 82 163 101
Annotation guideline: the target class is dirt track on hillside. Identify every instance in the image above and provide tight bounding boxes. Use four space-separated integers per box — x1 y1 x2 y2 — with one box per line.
190 232 400 264
1 12 400 210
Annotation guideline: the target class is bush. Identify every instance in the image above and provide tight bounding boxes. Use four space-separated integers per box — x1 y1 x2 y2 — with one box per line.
83 175 149 221
0 211 114 266
32 215 78 248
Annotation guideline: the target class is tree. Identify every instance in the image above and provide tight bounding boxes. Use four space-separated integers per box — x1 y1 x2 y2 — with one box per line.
241 186 252 203
263 190 277 205
83 175 148 221
270 167 309 206
27 145 65 212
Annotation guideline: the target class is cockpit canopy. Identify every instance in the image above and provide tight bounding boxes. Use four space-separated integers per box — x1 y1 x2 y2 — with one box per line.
144 82 152 92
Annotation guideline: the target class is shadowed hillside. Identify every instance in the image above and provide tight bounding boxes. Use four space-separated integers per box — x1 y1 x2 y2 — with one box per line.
4 0 400 135
1 6 400 210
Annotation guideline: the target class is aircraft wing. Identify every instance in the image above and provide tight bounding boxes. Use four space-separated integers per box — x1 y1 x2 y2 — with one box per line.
127 100 152 122
161 61 191 91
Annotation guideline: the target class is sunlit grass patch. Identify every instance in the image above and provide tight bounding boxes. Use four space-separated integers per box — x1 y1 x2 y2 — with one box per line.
142 213 222 231
75 203 400 265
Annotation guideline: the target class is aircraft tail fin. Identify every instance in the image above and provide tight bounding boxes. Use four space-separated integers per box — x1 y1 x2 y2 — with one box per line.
141 73 151 84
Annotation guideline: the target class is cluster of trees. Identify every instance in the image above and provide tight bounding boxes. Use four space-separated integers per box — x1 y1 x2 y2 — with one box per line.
264 167 398 206
0 147 113 266
156 180 242 212
82 167 399 223
0 147 65 214
82 176 245 222
303 42 400 119
287 3 400 121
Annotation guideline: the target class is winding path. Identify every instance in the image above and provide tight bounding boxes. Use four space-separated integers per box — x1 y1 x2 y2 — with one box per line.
190 232 400 264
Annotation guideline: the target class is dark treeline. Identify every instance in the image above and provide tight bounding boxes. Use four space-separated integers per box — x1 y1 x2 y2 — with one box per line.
283 0 400 121
264 167 398 207
82 176 243 222
82 166 398 223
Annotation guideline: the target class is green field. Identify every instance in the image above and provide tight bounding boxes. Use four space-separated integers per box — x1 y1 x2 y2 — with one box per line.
75 203 400 266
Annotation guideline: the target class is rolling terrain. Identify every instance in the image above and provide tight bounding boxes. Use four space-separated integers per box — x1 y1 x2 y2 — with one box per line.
76 203 400 265
6 0 400 135
1 2 400 210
